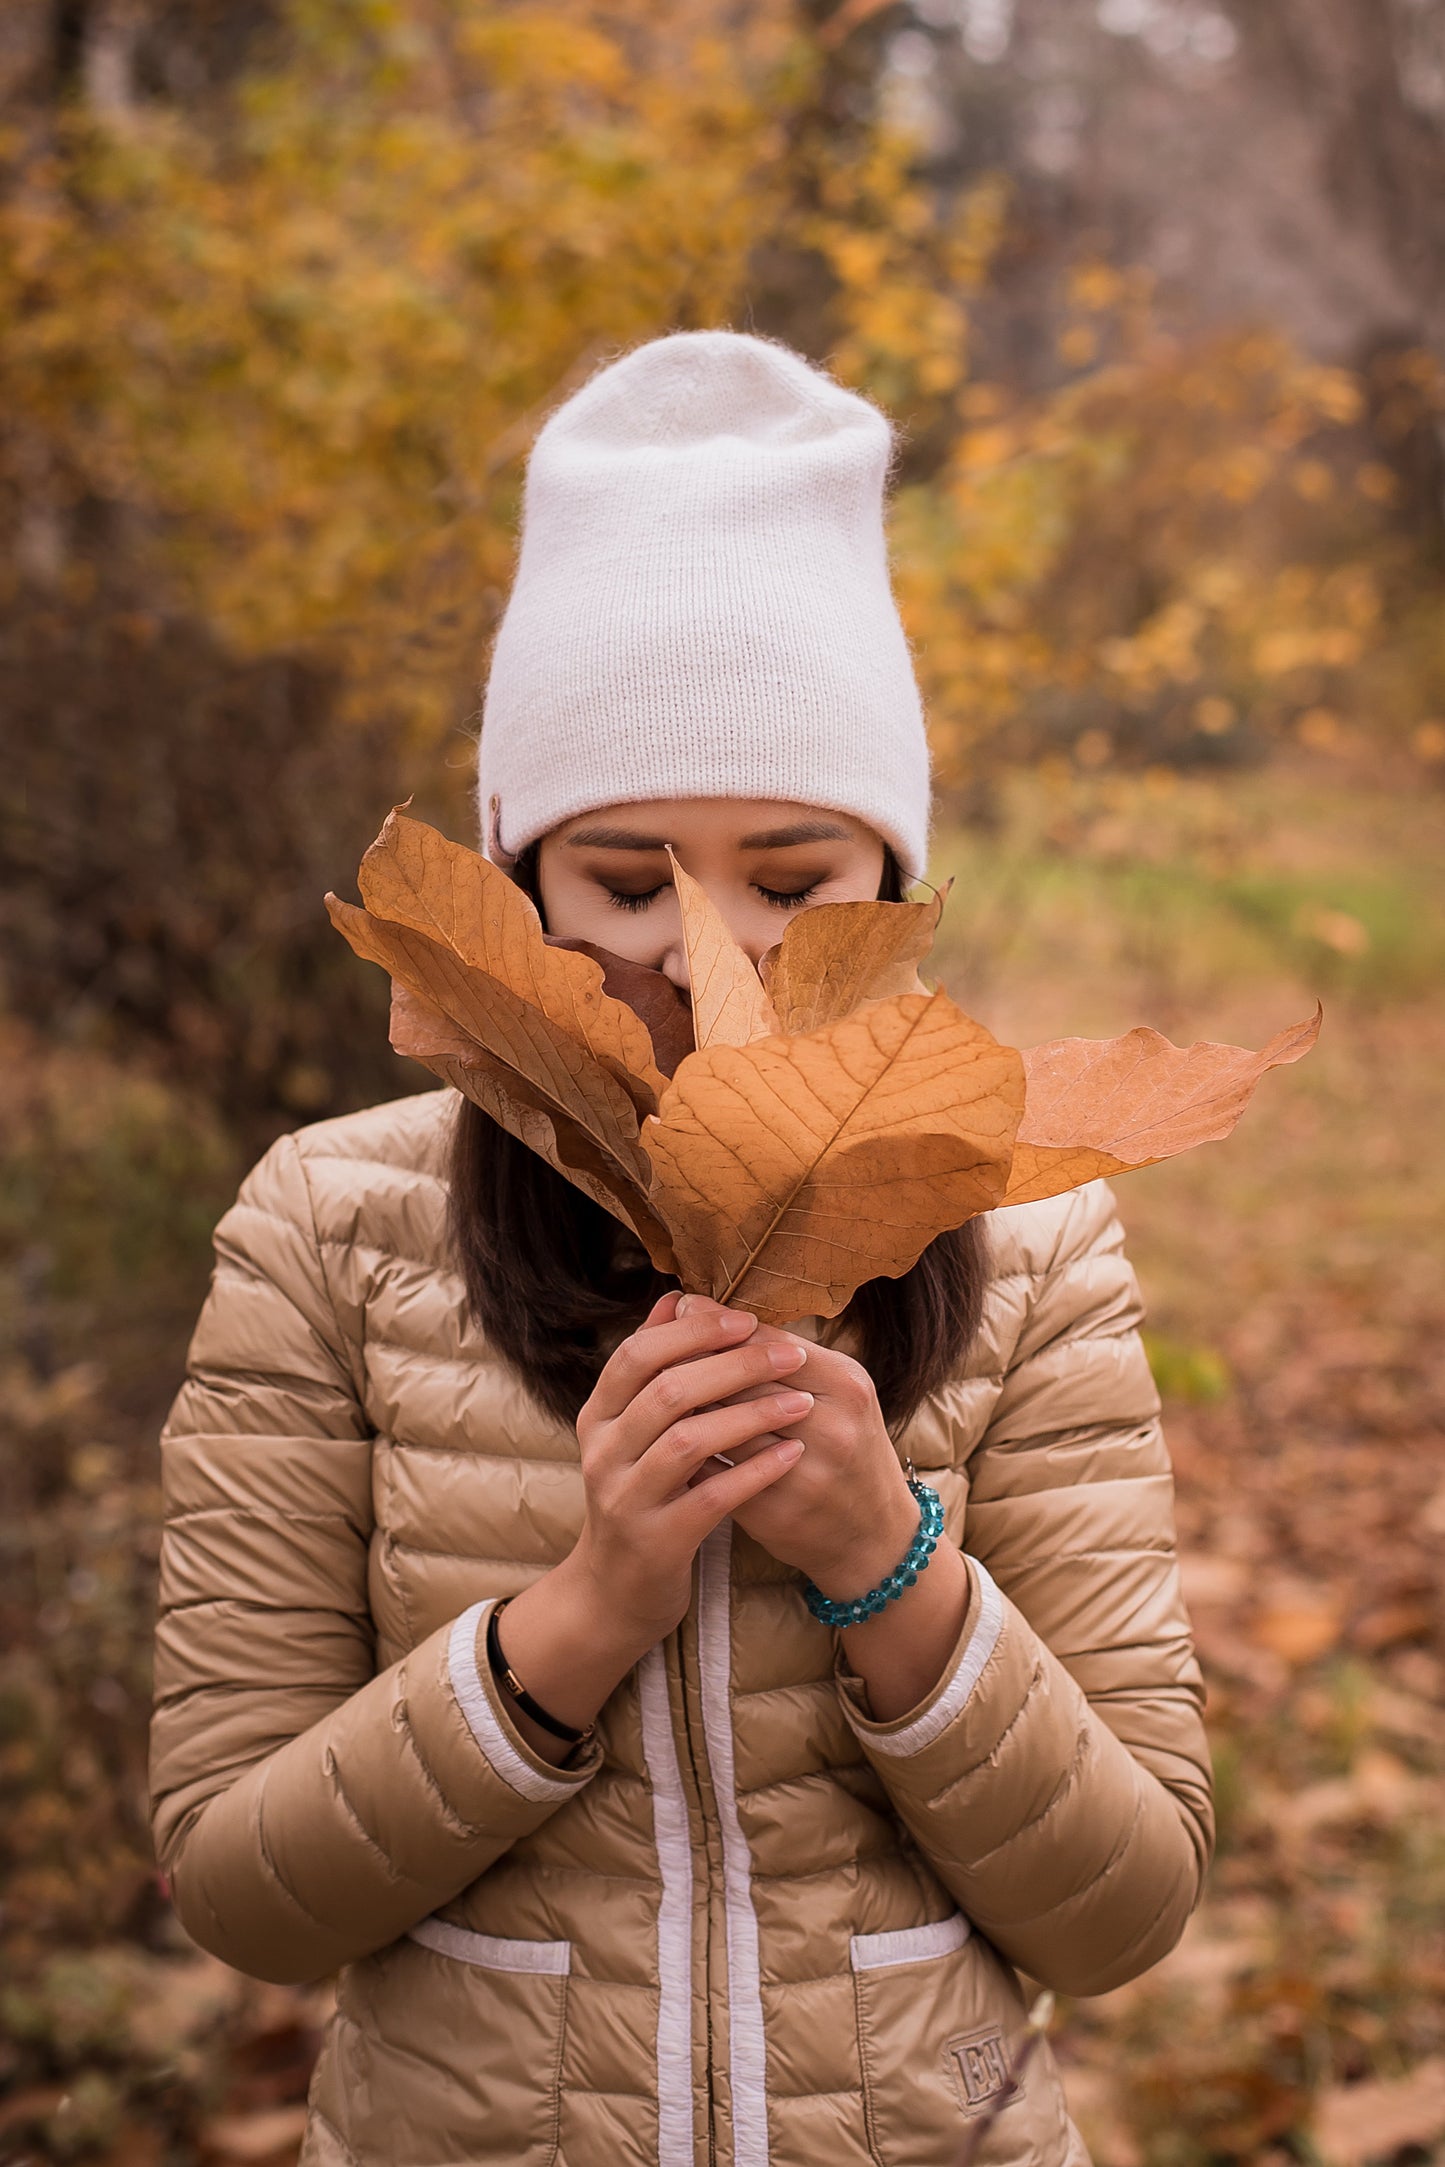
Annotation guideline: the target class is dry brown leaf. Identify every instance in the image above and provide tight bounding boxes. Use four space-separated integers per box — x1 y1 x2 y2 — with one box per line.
1250 1598 1342 1667
328 810 1320 1322
1313 2057 1445 2166
1005 1006 1323 1206
666 845 780 1048
760 888 946 1033
390 986 677 1270
199 2105 309 2164
1275 1748 1425 1838
327 897 651 1188
544 937 694 1077
643 989 1024 1320
354 806 667 1110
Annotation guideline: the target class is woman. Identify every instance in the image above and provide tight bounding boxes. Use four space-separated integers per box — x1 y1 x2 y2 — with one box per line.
149 330 1212 2167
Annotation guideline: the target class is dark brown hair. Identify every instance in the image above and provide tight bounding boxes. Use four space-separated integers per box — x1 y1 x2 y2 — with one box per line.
446 841 988 1431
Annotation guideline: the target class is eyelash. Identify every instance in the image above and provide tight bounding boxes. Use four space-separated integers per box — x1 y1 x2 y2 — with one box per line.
605 883 820 914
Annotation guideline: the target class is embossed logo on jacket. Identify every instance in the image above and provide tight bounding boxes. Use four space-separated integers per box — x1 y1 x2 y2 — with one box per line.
947 2025 1017 2114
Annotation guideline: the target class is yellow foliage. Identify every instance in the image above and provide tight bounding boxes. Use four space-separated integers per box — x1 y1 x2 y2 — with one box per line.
0 0 1432 778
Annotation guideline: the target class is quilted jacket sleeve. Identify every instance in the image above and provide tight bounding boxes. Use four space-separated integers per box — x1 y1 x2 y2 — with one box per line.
148 1130 600 1986
835 1180 1213 1998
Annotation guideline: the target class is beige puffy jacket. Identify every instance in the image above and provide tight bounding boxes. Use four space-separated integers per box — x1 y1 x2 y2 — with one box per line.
149 1086 1213 2167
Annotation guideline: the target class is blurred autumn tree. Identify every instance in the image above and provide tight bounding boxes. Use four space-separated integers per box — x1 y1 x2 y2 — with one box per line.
0 0 1441 1144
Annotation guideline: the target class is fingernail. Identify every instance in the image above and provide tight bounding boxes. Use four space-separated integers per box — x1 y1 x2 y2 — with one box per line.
776 1438 805 1465
775 1390 814 1417
719 1310 756 1336
768 1342 806 1370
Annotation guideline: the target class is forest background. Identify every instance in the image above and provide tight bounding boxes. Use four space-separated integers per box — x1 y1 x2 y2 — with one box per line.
1 1 1443 2162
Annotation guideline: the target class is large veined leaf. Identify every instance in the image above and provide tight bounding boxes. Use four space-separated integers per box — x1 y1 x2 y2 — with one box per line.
1005 1009 1323 1207
353 806 668 1110
328 811 1321 1324
760 887 946 1033
390 983 677 1269
643 990 1023 1315
543 937 694 1077
326 897 653 1188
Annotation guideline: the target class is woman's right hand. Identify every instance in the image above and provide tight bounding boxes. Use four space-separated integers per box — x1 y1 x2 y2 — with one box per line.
488 1292 812 1760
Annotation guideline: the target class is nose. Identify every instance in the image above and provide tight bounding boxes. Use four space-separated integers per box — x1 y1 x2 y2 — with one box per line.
655 901 770 992
659 939 690 993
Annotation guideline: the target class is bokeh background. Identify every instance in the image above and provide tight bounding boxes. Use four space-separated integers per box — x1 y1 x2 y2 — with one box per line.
2 3 1443 2162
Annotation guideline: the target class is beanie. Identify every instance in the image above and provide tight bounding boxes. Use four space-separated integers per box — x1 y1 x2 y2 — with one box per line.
476 329 933 880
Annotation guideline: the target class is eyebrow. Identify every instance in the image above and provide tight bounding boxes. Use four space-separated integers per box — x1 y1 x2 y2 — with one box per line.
739 821 852 849
565 820 852 852
565 826 670 852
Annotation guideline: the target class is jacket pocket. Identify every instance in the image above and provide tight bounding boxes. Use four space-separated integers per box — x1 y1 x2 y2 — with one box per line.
406 1916 573 1977
851 1912 1063 2167
321 1918 572 2166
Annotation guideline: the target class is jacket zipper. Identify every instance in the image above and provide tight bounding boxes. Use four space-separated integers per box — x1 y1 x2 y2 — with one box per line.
675 1601 719 2167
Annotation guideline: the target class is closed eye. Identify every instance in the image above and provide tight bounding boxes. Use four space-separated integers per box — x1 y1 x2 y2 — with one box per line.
604 884 667 913
605 881 820 914
756 883 819 910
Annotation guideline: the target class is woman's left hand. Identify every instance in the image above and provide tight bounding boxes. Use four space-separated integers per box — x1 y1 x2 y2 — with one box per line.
668 1293 919 1604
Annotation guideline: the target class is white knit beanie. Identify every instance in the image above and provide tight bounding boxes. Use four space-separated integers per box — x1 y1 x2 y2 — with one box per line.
476 329 932 879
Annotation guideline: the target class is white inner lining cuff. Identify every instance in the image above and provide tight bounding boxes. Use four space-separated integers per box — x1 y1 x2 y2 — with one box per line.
446 1600 581 1805
846 1558 1005 1758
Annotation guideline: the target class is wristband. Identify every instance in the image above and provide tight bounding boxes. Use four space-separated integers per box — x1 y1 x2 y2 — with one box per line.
801 1476 945 1628
485 1599 595 1746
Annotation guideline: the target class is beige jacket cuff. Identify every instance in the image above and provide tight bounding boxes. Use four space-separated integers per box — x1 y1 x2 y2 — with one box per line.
833 1554 1090 1862
833 1554 1012 1779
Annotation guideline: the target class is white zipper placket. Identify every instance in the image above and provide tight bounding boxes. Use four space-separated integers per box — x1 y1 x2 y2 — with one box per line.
698 1521 770 2167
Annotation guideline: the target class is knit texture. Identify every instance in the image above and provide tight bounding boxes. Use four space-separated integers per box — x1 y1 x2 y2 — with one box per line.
476 329 932 878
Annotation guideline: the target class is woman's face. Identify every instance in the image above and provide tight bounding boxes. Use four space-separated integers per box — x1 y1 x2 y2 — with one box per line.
535 798 888 988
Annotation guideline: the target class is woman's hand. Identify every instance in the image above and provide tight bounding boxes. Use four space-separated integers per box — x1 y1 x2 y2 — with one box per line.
565 1289 820 1641
676 1294 975 1724
493 1291 814 1759
669 1295 920 1598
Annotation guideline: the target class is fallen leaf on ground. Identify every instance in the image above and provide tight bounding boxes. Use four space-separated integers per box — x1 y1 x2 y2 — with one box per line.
1276 1747 1428 1836
200 2105 308 2163
1251 1598 1342 1666
1313 2056 1445 2165
1351 1596 1436 1653
0 2085 67 2139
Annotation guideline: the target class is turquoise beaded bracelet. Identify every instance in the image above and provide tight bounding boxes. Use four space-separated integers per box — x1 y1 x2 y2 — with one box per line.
801 1476 946 1628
